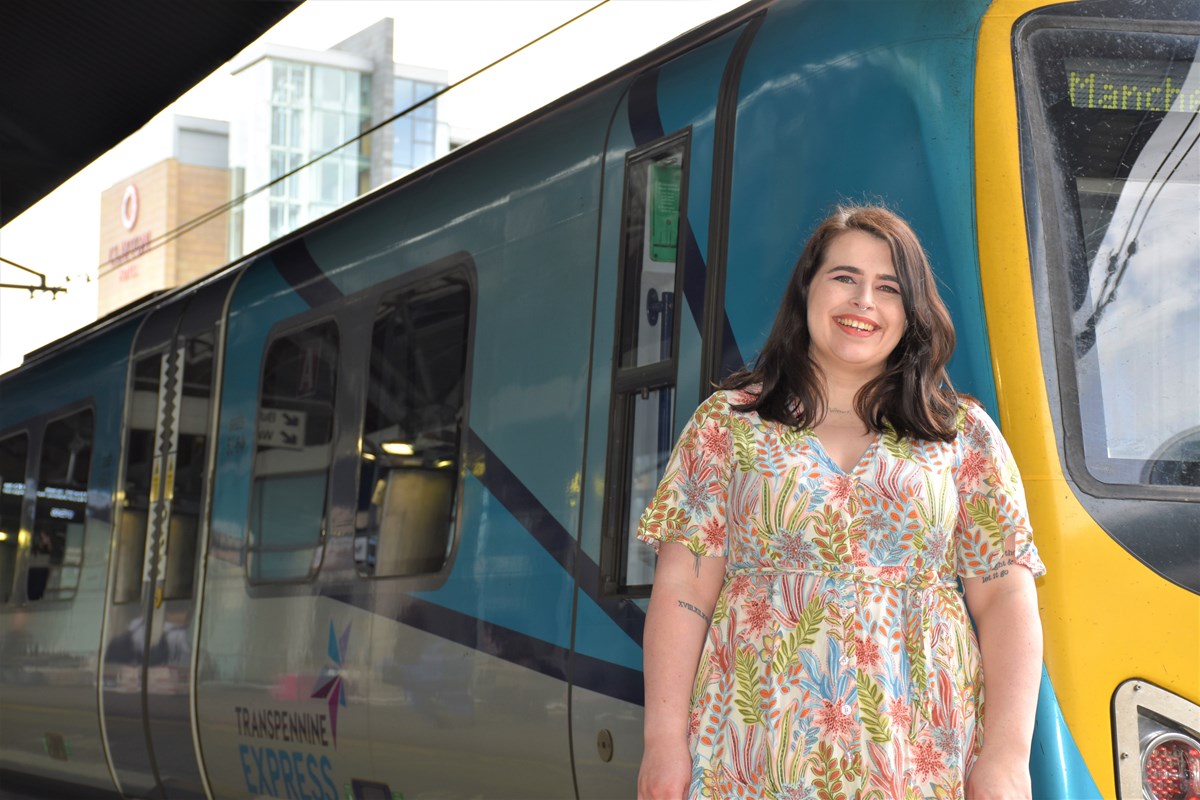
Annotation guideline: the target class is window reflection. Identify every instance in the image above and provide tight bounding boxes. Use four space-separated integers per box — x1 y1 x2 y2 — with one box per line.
356 274 470 578
114 354 160 604
249 322 339 582
1031 28 1200 488
624 388 675 587
29 410 94 600
0 434 28 603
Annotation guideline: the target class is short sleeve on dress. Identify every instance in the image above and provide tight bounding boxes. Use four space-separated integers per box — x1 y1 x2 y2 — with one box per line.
635 391 734 558
953 401 1047 580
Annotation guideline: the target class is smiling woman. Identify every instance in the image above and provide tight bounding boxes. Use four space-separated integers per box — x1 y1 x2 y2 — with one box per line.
723 205 959 442
636 205 1045 800
805 231 907 383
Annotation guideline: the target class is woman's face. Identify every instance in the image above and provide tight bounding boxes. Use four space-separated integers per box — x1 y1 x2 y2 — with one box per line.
805 230 907 380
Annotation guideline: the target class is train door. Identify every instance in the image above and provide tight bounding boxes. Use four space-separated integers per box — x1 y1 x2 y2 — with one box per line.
100 283 224 799
570 14 763 797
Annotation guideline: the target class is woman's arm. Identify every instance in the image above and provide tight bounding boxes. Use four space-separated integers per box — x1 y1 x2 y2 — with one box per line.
962 554 1043 800
639 542 727 800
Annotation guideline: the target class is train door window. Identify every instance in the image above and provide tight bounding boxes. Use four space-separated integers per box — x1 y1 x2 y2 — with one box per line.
29 410 94 601
602 133 689 595
356 273 470 578
0 433 28 603
114 354 161 604
163 333 215 599
1022 27 1200 491
249 321 339 582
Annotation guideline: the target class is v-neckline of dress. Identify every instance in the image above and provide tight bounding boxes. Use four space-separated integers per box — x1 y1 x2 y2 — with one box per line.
807 428 882 477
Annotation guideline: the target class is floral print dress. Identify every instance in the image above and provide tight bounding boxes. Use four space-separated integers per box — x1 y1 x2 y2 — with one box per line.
637 390 1045 800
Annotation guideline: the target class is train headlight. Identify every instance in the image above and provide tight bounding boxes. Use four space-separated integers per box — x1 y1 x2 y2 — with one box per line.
1142 732 1200 800
1113 679 1200 800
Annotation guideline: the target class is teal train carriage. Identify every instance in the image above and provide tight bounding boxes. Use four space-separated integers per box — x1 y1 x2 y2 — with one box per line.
1 0 1197 797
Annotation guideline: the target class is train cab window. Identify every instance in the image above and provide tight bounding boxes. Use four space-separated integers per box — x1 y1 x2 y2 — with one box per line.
163 333 215 599
1021 26 1200 492
0 433 29 603
249 322 339 582
356 274 470 578
29 410 94 601
602 133 689 595
114 353 161 604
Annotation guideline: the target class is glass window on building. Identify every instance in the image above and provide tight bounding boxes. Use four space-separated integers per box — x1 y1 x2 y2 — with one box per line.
268 60 370 241
393 77 447 177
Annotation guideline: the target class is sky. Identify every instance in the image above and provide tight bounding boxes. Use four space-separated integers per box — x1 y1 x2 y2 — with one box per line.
0 0 747 374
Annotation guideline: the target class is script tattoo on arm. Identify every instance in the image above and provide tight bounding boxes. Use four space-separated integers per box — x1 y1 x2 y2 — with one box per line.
980 548 1015 584
677 600 711 624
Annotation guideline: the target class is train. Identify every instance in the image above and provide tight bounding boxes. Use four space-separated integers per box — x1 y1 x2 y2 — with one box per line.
1 0 1196 797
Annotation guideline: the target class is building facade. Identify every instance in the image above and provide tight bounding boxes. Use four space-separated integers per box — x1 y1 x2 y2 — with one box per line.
98 20 452 314
97 117 231 317
229 19 449 257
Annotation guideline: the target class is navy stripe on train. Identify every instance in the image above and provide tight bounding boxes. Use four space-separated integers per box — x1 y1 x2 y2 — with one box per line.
628 71 666 145
273 238 344 308
467 429 647 647
319 590 644 707
628 68 745 379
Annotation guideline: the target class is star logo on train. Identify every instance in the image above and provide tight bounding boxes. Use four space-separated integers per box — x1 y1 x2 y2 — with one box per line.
310 621 350 747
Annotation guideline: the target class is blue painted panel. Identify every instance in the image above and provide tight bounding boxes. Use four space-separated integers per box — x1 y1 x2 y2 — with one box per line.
725 0 998 414
209 255 311 546
1030 668 1105 799
572 588 644 672
413 474 575 649
0 320 137 426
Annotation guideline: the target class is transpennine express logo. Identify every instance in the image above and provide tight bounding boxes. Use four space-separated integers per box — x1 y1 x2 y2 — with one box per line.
310 621 350 746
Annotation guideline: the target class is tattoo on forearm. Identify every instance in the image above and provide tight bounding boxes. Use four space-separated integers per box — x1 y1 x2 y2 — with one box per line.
677 600 710 624
981 550 1016 584
692 552 701 578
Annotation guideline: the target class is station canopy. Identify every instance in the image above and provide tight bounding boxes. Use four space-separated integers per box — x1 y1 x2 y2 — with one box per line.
0 0 303 225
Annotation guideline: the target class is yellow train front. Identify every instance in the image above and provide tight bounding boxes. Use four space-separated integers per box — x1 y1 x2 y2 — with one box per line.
972 1 1200 797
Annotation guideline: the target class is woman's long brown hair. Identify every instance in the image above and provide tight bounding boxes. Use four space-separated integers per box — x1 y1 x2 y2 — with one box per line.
722 205 960 442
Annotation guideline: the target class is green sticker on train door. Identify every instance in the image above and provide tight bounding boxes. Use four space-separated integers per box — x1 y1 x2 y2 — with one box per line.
649 161 681 263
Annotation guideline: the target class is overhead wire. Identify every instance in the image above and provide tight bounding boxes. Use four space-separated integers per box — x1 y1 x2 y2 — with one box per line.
1087 107 1198 327
94 0 613 281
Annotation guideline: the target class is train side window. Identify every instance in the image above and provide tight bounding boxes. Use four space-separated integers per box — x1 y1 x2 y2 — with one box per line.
248 321 339 582
163 333 215 599
602 133 689 596
1022 27 1200 492
29 410 94 601
355 273 470 578
114 353 161 604
0 433 29 603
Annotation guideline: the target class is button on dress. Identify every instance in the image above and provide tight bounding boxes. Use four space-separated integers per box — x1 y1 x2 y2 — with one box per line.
637 390 1046 800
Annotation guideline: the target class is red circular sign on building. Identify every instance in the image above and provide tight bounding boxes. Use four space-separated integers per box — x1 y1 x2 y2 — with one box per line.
120 185 139 231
